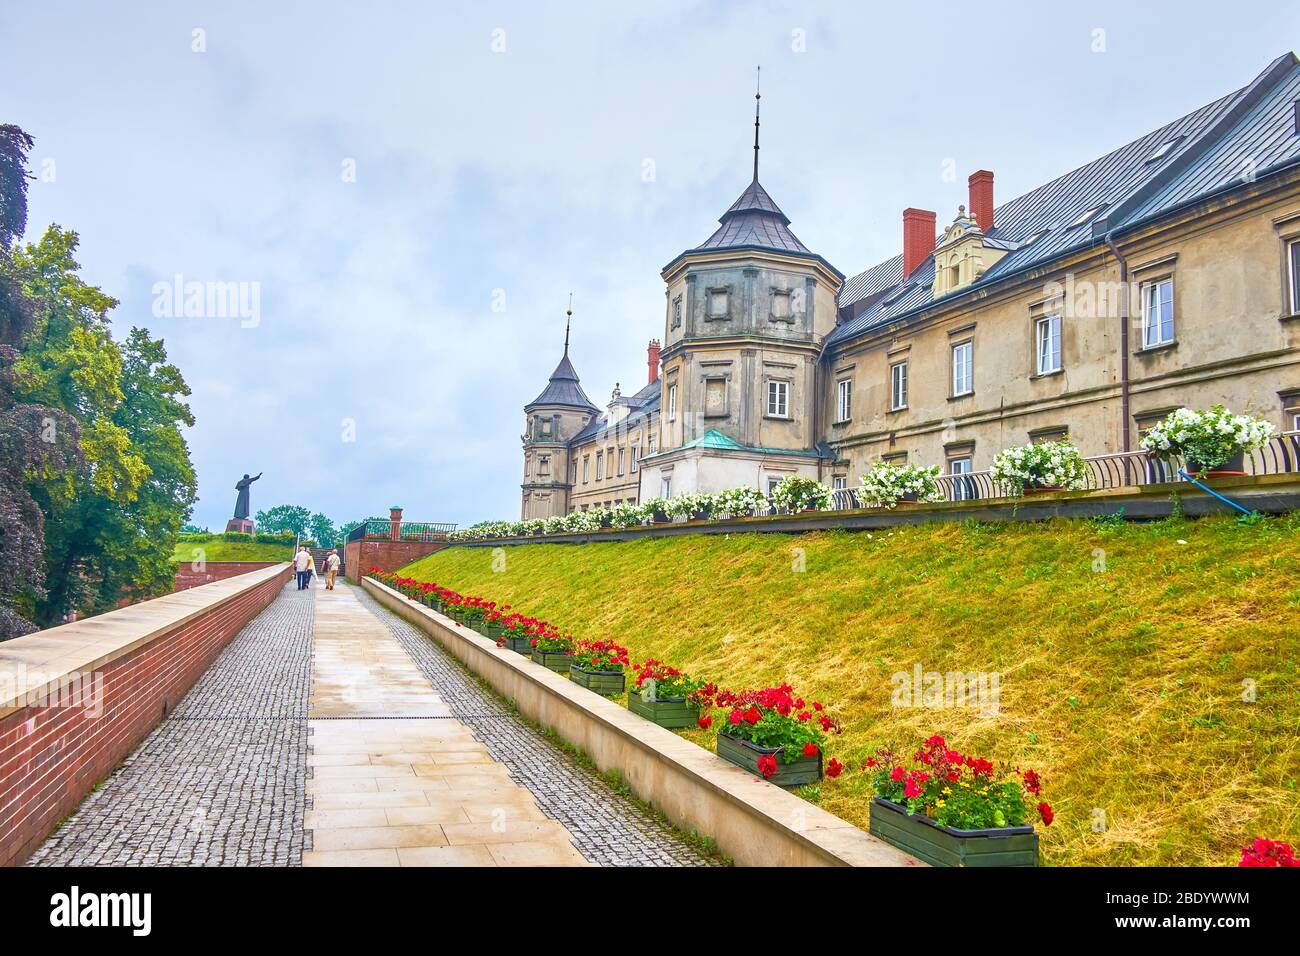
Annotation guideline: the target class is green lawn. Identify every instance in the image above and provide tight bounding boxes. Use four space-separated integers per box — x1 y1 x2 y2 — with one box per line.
398 513 1300 866
170 539 295 563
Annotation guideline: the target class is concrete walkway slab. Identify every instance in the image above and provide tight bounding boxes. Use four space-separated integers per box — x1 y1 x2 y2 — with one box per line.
302 586 587 867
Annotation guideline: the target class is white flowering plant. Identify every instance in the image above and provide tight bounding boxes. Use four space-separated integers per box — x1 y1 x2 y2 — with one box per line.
664 492 715 519
542 514 569 535
990 440 1089 494
769 475 832 513
715 486 768 517
1139 405 1273 473
609 501 646 528
859 461 944 508
640 497 671 521
561 509 603 533
520 518 547 536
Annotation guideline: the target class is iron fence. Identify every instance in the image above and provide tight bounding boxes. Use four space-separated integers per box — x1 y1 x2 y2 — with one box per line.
345 519 458 542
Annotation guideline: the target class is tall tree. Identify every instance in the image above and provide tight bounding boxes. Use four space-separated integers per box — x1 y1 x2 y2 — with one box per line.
12 226 195 624
254 504 312 537
0 126 81 639
308 512 337 546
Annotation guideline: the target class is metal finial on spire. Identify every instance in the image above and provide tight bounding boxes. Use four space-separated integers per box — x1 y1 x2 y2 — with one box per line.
752 65 761 182
563 292 573 355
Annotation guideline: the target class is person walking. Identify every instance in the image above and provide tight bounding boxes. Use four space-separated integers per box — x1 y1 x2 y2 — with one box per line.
294 545 311 590
305 551 316 588
324 549 340 590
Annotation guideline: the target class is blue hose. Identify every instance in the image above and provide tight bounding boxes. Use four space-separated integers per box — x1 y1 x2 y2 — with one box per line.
1177 470 1254 516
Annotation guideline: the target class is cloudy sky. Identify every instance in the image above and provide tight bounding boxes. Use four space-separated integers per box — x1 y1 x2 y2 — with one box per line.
1 1 1295 529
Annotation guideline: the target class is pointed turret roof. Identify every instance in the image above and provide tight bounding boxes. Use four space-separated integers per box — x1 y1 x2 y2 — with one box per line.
526 348 598 411
696 177 811 254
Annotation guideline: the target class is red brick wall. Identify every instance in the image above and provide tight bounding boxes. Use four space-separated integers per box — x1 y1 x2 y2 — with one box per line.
0 566 291 867
173 560 280 592
345 539 448 581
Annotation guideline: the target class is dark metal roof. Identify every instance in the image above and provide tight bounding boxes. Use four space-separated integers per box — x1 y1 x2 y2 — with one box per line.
526 350 599 410
663 178 845 279
830 52 1300 347
570 381 661 444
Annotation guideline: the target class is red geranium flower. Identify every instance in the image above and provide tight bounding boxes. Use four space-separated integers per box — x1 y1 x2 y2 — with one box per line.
728 710 743 726
1037 802 1054 826
757 754 778 778
802 742 819 757
697 715 713 730
826 758 843 778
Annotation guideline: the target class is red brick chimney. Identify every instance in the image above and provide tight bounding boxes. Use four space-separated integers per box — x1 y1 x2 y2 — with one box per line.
968 170 994 232
902 208 937 278
647 339 661 385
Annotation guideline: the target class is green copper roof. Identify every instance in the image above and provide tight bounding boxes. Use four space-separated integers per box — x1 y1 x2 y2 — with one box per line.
642 428 824 461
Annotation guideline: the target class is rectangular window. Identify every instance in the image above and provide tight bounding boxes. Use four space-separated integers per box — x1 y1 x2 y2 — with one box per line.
594 451 603 480
1036 314 1062 374
890 361 908 410
832 475 847 491
1290 240 1300 314
660 477 672 498
949 456 973 501
538 455 550 476
836 379 852 423
667 384 677 421
617 447 625 475
1141 279 1174 348
648 435 657 455
582 456 590 482
766 476 782 495
631 445 640 472
952 341 973 396
606 447 614 478
767 380 789 418
708 289 728 318
671 296 682 329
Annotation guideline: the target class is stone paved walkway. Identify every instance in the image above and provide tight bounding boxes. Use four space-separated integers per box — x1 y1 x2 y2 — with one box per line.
28 577 716 867
304 585 587 866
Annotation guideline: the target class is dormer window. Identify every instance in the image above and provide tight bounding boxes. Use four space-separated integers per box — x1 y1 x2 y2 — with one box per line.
1145 136 1184 164
1067 205 1106 229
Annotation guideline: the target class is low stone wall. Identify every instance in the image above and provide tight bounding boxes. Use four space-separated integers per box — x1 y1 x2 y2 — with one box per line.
344 538 449 582
0 563 291 866
456 474 1300 548
363 577 918 868
173 560 281 592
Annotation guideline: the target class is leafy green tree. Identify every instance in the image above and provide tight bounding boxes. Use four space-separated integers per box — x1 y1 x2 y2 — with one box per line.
255 504 312 537
0 126 82 639
338 519 363 539
308 512 337 546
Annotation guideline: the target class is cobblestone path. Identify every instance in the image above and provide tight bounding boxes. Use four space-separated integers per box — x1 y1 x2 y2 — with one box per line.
29 578 716 867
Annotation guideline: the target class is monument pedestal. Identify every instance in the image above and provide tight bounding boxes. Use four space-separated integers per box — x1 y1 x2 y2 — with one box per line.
225 518 254 534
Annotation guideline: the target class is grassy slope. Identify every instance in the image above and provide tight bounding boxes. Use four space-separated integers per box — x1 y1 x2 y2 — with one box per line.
400 515 1300 866
170 539 295 563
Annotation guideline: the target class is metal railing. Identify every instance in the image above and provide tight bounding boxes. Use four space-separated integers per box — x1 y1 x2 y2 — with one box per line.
345 519 458 542
824 430 1300 510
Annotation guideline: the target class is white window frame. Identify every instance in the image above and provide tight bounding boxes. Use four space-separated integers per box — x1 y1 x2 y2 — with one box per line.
594 451 603 480
1287 239 1300 315
667 384 677 421
951 341 973 396
1140 278 1174 348
889 361 908 411
631 445 640 472
836 379 852 423
671 296 682 329
660 477 672 498
832 475 847 491
767 380 789 418
949 456 973 501
582 456 590 482
1035 314 1062 375
766 476 782 495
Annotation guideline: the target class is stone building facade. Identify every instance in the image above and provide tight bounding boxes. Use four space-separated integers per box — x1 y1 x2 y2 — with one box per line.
521 52 1300 518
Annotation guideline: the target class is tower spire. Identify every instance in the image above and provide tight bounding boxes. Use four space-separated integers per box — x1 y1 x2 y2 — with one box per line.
564 292 572 355
752 65 761 182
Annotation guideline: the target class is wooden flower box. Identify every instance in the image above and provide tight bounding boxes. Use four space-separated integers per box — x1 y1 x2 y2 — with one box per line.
531 649 572 674
501 635 532 654
627 690 700 728
716 733 822 787
868 797 1039 867
569 665 625 696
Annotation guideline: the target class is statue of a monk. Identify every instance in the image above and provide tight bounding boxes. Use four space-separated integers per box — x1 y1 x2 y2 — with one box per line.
233 473 262 520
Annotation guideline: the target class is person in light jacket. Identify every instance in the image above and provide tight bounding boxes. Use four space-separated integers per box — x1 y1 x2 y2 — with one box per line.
294 546 311 590
324 550 341 590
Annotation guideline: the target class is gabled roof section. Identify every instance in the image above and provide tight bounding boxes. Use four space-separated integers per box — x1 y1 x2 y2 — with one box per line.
831 52 1300 347
569 381 660 444
642 428 827 461
526 350 599 411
